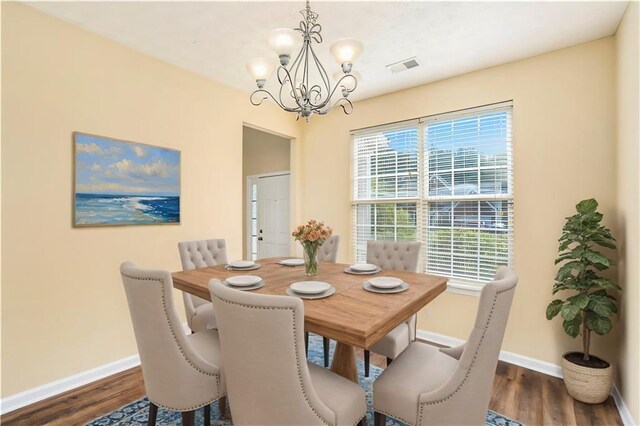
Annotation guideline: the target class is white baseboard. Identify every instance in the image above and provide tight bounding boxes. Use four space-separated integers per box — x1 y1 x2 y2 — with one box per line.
0 354 140 415
611 385 637 426
1 322 192 416
417 330 637 426
417 329 563 377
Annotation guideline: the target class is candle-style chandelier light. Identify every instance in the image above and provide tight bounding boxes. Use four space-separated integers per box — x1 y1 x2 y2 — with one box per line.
246 0 363 121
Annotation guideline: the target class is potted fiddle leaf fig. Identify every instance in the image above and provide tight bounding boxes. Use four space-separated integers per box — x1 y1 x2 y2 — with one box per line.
546 198 619 404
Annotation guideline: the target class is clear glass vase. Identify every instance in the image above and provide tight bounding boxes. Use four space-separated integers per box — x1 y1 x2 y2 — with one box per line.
303 243 319 276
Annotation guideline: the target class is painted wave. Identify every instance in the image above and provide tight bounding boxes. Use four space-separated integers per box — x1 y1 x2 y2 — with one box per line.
75 193 180 225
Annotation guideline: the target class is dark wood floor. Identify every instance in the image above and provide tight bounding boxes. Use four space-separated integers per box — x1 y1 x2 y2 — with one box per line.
1 343 623 425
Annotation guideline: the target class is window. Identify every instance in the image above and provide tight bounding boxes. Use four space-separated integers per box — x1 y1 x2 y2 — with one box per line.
351 102 513 291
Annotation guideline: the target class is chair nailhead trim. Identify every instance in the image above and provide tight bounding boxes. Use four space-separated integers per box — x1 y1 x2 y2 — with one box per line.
122 273 225 411
416 286 515 425
215 294 334 426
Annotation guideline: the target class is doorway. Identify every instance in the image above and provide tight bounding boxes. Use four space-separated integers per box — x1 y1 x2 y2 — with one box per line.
242 126 291 260
247 173 290 260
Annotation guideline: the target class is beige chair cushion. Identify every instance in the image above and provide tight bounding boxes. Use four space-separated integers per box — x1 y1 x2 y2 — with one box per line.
178 238 228 332
374 343 459 425
369 321 410 359
191 303 217 332
308 363 367 426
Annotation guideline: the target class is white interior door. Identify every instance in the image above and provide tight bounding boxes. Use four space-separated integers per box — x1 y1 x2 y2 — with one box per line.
257 174 290 258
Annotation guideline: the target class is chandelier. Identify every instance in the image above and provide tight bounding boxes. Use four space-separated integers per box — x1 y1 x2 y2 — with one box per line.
246 0 363 121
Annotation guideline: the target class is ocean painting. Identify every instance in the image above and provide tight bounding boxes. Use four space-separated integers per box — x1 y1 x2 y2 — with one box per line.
74 133 180 226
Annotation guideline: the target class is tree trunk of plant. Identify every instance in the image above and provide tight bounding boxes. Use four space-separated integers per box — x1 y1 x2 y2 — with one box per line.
582 313 591 361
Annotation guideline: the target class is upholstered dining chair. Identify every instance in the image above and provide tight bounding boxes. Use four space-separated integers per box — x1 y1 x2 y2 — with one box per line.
305 235 340 367
373 267 518 426
178 238 228 333
363 240 422 377
120 262 227 426
209 279 367 426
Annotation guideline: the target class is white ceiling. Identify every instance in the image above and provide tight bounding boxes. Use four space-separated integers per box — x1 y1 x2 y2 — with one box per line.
26 1 628 101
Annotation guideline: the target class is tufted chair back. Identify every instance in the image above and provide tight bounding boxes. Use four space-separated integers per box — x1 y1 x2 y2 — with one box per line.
120 262 224 410
178 239 228 270
209 279 336 425
317 235 340 263
366 240 422 272
178 239 228 317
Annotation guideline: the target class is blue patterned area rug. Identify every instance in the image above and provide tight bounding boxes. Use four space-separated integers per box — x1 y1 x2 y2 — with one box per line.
89 335 522 426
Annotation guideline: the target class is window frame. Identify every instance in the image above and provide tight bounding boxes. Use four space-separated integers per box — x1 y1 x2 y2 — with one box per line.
350 101 514 295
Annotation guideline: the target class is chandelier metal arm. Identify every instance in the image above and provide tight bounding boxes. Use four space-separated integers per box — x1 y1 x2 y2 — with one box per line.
250 89 300 113
318 97 354 116
276 66 303 111
317 73 358 111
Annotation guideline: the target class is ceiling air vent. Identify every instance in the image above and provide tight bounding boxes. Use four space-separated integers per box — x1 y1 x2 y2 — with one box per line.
386 57 420 73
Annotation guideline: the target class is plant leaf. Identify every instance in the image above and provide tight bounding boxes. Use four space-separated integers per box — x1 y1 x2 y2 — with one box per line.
576 199 598 214
586 315 612 335
560 302 582 321
568 294 589 309
563 317 582 338
588 295 618 317
584 251 611 268
592 278 622 291
546 300 564 319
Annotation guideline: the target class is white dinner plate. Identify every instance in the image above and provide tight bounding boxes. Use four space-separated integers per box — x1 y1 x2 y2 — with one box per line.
362 281 409 294
223 280 264 291
229 260 257 269
289 281 331 295
349 263 378 272
279 258 305 267
286 286 336 300
344 266 381 275
225 275 262 287
368 276 404 289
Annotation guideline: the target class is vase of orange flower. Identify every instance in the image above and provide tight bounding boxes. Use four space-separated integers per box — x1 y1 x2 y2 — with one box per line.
292 220 333 276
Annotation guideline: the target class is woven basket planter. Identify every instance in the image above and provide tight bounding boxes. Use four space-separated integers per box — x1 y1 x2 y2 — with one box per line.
561 352 613 404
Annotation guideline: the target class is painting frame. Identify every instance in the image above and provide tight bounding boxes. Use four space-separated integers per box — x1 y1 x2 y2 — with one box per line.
73 131 181 228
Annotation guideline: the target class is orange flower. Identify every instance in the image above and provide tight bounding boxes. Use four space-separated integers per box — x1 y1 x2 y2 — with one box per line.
308 230 319 242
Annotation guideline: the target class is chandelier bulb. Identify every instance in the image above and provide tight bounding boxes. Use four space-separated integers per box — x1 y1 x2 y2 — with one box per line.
279 54 291 66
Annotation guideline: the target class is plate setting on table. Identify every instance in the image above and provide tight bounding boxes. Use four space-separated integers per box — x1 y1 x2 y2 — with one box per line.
286 281 336 299
362 276 409 294
344 263 382 275
277 258 306 267
226 260 261 271
224 275 264 291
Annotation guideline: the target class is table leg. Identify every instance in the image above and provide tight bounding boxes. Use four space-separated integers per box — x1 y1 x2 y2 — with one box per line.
330 342 359 383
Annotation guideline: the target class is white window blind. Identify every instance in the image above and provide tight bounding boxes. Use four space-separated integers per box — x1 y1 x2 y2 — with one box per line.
351 102 513 290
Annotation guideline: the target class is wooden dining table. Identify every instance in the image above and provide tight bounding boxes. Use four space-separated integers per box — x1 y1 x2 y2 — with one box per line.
172 257 447 383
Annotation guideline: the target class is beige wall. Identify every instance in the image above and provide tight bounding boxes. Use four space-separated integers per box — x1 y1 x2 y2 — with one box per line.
242 126 291 255
616 2 640 423
0 3 302 397
243 126 291 177
301 38 619 366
